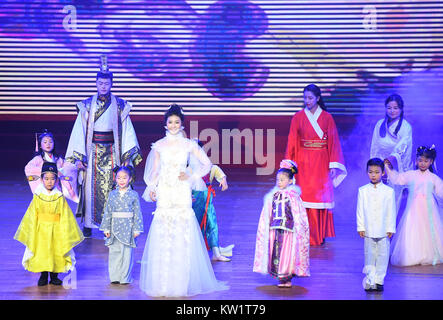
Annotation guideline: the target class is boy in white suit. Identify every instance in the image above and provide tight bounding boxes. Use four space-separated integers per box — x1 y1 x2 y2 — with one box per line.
357 158 396 292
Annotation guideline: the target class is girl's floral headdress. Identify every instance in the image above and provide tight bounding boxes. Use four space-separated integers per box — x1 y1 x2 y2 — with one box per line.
280 159 298 174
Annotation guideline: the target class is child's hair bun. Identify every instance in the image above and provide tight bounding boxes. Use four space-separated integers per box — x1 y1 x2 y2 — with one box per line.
113 165 136 182
417 145 437 160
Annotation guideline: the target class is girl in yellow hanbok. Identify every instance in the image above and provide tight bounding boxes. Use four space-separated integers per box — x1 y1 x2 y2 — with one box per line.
14 162 84 286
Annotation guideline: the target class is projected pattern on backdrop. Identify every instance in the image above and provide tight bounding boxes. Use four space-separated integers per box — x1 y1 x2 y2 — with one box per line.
0 0 442 116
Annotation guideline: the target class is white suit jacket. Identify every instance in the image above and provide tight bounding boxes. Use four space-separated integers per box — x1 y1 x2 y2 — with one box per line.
356 182 397 238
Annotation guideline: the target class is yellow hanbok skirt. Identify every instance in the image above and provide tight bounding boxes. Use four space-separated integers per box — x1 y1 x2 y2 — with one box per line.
14 192 84 273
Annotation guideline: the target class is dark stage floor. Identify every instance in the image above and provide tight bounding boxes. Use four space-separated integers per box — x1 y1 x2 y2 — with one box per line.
0 167 442 301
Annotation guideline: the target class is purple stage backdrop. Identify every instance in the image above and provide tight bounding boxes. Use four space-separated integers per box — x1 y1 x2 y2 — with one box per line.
1 1 443 174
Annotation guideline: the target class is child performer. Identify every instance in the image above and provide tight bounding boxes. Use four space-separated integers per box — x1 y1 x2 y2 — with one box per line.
357 158 396 292
99 166 143 284
14 162 84 286
385 145 443 267
25 130 79 202
189 140 234 262
253 160 310 288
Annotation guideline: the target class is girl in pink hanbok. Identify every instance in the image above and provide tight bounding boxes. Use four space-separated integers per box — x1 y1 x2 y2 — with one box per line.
253 160 310 288
25 130 78 203
385 146 443 267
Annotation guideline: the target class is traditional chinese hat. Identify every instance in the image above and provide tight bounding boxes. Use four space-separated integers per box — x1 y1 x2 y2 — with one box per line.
28 161 72 182
96 54 113 81
41 162 58 175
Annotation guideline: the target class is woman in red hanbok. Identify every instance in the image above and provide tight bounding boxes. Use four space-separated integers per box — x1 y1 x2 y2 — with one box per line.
284 84 347 246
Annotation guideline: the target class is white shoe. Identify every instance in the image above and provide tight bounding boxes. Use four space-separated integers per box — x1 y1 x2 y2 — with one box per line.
219 244 235 257
212 247 231 262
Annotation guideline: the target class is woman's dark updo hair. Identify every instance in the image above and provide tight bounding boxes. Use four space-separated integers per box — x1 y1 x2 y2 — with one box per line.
416 146 437 173
164 103 184 123
380 93 404 138
303 84 326 110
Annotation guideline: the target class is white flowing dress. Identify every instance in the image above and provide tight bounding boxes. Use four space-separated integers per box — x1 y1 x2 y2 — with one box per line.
139 131 228 297
386 168 443 266
370 118 413 206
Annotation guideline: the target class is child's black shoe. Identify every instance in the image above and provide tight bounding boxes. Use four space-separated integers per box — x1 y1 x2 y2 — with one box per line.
49 272 62 285
376 284 384 292
38 272 48 286
82 227 92 238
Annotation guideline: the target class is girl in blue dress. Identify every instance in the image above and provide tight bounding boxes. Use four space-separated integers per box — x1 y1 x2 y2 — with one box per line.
99 166 143 284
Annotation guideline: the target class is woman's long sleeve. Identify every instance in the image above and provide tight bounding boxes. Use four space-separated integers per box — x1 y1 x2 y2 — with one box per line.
188 141 211 185
142 145 160 202
391 124 412 172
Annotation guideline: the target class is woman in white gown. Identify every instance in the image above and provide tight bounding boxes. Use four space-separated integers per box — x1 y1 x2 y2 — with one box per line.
370 94 413 213
139 104 228 297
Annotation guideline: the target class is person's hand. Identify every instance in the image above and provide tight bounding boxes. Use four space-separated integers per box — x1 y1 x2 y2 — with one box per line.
358 231 365 238
178 172 189 181
75 160 87 170
384 159 393 170
104 232 111 238
219 177 228 191
134 232 140 238
150 191 157 202
387 232 394 238
387 156 397 170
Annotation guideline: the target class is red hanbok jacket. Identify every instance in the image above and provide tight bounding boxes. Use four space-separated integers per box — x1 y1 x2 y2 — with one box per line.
285 108 347 209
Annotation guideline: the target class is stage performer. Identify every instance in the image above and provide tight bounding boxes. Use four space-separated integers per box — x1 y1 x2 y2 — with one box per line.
65 55 142 238
14 162 84 286
357 158 396 292
189 140 234 262
284 84 347 246
99 165 143 285
385 146 443 267
139 104 228 297
25 130 79 203
370 93 412 215
253 160 310 288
